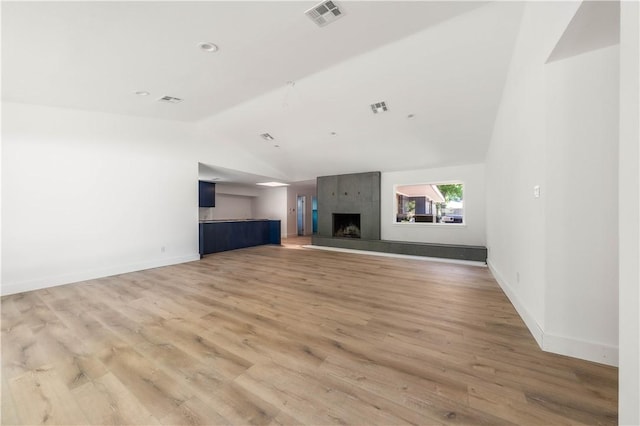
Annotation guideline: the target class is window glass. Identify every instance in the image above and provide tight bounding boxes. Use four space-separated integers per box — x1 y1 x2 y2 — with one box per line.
395 183 463 224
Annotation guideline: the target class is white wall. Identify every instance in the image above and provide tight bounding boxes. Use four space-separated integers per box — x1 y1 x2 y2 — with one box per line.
286 181 316 237
199 194 255 221
486 1 619 365
1 101 297 295
381 164 486 246
619 1 640 423
198 182 259 221
0 99 3 291
544 44 619 364
486 2 580 345
254 187 288 238
2 102 201 295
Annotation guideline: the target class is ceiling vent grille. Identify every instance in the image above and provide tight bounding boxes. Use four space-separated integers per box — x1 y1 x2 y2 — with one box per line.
370 101 388 114
305 1 344 27
260 133 275 141
158 95 183 104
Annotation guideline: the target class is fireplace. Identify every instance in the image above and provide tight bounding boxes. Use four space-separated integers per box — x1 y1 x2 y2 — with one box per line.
333 213 361 238
315 172 380 241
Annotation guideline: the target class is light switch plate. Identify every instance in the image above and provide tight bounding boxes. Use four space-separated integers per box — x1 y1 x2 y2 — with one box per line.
533 185 541 198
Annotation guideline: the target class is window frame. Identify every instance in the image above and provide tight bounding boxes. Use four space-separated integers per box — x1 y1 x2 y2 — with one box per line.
392 180 466 227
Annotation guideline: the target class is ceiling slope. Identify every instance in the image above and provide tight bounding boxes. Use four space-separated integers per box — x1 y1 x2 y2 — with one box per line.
196 1 525 182
2 1 525 184
2 1 485 121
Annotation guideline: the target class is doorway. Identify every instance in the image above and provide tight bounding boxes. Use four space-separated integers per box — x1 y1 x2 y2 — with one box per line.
297 195 306 236
312 196 318 234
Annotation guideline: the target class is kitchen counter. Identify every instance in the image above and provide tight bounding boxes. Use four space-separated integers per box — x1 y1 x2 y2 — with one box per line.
199 219 281 256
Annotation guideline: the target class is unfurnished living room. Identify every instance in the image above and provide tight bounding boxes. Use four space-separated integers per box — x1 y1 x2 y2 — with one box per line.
2 1 639 425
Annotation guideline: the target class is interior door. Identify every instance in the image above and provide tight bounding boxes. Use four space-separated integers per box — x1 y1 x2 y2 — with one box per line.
297 195 306 236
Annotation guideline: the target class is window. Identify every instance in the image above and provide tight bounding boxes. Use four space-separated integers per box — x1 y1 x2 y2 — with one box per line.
394 182 464 224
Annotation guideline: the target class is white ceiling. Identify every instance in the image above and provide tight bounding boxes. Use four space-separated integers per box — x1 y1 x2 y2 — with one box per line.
2 1 527 184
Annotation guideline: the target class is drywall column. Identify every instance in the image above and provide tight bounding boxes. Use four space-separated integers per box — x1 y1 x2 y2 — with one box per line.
486 2 581 347
544 44 619 365
619 1 640 424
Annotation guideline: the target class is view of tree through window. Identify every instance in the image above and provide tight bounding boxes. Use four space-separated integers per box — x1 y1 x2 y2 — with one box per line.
395 183 464 224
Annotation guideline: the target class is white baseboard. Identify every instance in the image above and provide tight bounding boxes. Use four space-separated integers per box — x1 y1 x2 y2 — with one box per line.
487 259 544 347
1 253 201 296
488 259 618 367
543 333 618 367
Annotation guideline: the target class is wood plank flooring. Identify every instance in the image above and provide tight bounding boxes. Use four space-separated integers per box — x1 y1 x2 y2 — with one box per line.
1 241 618 425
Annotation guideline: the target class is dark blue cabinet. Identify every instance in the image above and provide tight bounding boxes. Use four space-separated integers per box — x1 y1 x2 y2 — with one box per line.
199 220 281 256
198 181 216 207
269 221 281 244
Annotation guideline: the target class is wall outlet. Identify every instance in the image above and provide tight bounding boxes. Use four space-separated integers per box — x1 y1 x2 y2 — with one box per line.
533 185 541 198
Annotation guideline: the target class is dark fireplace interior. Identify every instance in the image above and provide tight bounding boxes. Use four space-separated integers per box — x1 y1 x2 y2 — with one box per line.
333 213 361 238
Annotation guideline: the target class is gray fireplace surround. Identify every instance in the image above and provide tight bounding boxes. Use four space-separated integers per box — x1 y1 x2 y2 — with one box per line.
311 171 487 263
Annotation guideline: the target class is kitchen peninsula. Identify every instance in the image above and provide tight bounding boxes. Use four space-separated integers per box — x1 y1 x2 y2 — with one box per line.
199 219 281 256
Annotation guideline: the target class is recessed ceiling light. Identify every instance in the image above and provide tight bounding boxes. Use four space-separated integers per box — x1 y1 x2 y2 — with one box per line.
257 181 289 187
135 91 150 96
370 101 388 114
407 114 415 119
198 42 218 52
260 133 275 141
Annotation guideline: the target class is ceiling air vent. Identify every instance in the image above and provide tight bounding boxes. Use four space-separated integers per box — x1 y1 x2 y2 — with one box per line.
305 1 344 27
260 133 275 141
158 95 183 104
370 101 388 114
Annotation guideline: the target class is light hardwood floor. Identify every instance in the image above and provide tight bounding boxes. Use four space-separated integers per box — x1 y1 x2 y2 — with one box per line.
1 242 617 425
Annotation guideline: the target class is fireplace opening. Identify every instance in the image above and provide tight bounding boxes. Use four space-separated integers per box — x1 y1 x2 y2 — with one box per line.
333 213 361 238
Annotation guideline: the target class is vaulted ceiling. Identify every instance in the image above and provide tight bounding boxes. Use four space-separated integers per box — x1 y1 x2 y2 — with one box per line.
2 1 526 183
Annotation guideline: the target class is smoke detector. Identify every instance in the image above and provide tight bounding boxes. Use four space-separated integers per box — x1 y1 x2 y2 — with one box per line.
305 1 344 27
158 96 183 104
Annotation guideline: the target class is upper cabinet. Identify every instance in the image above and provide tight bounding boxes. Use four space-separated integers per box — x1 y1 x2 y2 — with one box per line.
199 181 216 207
